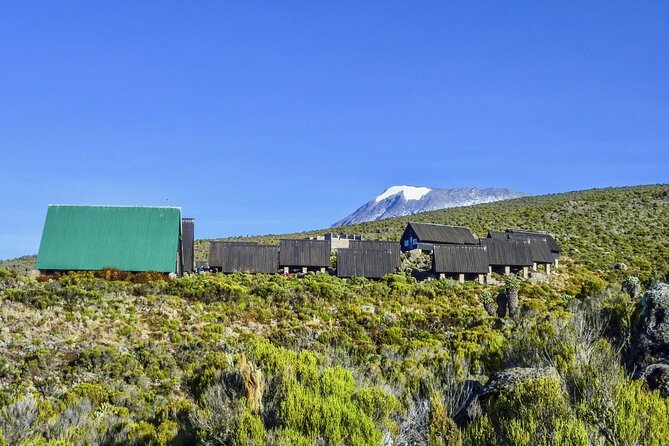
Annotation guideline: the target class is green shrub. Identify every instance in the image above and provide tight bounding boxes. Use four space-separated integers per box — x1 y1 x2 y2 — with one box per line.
464 378 589 446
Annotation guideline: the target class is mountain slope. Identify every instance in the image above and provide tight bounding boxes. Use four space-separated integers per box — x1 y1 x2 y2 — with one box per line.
332 185 530 226
204 184 669 282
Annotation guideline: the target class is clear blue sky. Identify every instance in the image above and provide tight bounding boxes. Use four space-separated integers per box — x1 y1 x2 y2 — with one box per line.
1 1 667 259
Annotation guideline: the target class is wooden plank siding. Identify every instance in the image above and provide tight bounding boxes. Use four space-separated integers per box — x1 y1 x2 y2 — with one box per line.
486 230 554 264
209 242 278 273
433 245 489 274
347 240 401 268
337 249 395 278
506 229 560 260
480 238 533 267
279 239 331 268
526 239 554 264
181 218 195 273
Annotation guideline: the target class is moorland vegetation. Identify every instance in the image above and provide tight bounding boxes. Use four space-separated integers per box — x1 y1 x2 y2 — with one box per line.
1 184 668 445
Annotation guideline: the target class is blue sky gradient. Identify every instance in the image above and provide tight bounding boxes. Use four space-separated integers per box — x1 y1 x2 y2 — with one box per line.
1 1 667 259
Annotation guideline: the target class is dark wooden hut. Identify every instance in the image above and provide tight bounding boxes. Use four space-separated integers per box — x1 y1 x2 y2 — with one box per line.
400 222 478 252
480 238 532 275
209 242 278 274
486 229 555 271
336 249 396 278
181 218 195 274
506 229 560 262
347 240 401 268
279 239 331 271
433 245 489 282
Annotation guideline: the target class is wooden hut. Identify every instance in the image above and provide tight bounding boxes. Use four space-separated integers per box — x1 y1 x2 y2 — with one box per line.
400 222 478 252
336 249 395 279
486 230 556 273
279 239 331 273
479 238 533 277
209 242 278 274
506 229 560 266
347 240 401 268
36 205 184 275
433 244 489 282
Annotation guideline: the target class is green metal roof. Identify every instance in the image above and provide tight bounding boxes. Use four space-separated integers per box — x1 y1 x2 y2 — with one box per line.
36 205 181 273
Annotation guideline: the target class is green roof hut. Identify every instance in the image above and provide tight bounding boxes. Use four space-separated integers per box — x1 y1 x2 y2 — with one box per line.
36 205 192 275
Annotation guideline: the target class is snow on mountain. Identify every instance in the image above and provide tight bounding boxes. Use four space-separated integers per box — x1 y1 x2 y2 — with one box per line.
374 185 432 202
332 185 531 227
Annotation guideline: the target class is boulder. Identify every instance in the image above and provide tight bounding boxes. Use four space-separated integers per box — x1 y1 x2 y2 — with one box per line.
476 367 559 400
454 367 559 426
644 364 669 397
627 282 669 377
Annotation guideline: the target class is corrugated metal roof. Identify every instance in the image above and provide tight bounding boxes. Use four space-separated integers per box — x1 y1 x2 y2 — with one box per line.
405 222 478 245
480 238 533 266
36 205 181 272
433 245 489 274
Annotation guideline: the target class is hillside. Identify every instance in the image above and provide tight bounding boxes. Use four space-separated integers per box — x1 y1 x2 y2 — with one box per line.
204 184 669 282
1 184 668 445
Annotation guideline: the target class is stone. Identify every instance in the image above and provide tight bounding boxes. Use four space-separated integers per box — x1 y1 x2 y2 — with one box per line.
454 367 559 427
626 282 669 377
476 367 559 400
644 364 669 397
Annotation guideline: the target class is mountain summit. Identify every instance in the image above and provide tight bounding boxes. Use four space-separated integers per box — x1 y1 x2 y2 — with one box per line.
332 185 531 226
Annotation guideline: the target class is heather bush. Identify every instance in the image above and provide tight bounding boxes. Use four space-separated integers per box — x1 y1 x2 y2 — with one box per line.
464 378 589 446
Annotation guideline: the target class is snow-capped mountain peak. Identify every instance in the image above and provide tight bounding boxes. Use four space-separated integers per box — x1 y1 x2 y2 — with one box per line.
333 185 531 227
375 185 432 202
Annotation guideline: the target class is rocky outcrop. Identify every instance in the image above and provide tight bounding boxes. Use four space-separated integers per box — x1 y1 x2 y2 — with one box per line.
626 282 669 395
644 364 669 397
454 367 559 426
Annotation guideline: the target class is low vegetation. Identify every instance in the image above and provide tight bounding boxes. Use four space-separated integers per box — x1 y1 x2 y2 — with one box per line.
0 184 668 444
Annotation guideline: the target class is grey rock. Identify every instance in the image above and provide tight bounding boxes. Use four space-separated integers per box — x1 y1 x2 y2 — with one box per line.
454 367 559 426
644 364 669 397
627 282 669 376
477 367 559 400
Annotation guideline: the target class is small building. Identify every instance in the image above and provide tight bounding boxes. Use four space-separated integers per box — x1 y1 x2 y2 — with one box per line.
400 222 478 252
506 229 560 265
486 230 556 273
479 238 533 277
336 249 396 279
307 233 364 251
347 240 401 269
279 239 331 273
36 205 189 275
209 242 278 274
433 244 489 282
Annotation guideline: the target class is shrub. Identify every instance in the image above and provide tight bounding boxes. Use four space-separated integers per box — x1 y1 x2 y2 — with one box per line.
464 378 589 446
